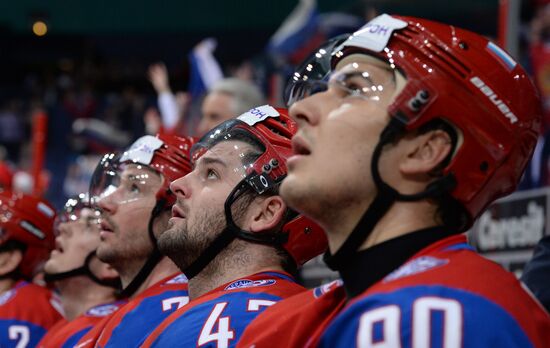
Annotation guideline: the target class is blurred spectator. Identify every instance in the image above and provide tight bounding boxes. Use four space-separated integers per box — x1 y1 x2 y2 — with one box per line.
0 100 25 163
147 62 190 134
519 130 550 189
196 77 265 135
530 3 550 127
518 2 550 190
62 154 102 199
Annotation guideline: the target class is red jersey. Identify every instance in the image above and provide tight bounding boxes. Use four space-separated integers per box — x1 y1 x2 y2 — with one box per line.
0 281 63 347
237 279 346 348
243 235 550 347
37 300 126 348
142 271 305 348
241 235 550 347
74 273 188 348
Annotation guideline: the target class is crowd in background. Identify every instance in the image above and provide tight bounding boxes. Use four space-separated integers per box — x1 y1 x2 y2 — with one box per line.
0 0 548 208
0 2 548 347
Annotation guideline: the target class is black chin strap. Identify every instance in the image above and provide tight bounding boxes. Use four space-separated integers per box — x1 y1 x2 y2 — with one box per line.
182 180 249 280
44 251 121 288
117 199 166 298
324 117 457 271
183 174 288 280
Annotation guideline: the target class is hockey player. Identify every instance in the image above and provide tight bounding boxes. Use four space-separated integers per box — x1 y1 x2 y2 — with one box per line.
37 194 124 348
0 191 63 347
73 134 194 347
141 106 327 347
239 14 550 347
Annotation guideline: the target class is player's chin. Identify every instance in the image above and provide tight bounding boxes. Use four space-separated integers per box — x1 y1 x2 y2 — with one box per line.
157 233 179 259
280 176 303 211
43 261 57 274
95 243 115 262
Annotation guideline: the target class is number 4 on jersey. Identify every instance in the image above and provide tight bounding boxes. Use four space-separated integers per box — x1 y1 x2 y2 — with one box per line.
198 302 234 348
198 299 277 348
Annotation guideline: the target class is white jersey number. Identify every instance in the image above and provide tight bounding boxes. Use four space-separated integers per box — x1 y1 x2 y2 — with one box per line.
8 325 30 348
357 297 462 348
198 302 235 348
161 296 189 312
197 299 277 348
247 299 276 311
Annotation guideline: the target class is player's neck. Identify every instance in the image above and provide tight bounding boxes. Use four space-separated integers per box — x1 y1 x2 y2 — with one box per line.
188 242 285 300
0 278 17 294
324 198 439 253
57 276 117 321
123 256 180 298
361 200 440 249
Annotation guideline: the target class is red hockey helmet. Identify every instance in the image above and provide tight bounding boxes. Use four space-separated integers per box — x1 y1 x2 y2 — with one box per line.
90 134 195 208
0 162 13 190
192 105 327 266
287 14 542 227
0 191 56 278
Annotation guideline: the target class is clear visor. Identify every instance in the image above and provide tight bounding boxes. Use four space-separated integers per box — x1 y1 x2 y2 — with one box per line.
89 153 163 208
191 119 269 188
285 35 404 108
54 194 100 236
54 207 101 237
0 206 12 225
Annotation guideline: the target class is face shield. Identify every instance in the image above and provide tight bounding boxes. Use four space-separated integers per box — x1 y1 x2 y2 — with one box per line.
89 136 166 209
285 33 408 116
179 107 297 279
192 107 289 196
54 193 100 236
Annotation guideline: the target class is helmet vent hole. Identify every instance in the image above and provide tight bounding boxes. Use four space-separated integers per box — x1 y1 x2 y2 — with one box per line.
480 161 489 172
458 41 468 50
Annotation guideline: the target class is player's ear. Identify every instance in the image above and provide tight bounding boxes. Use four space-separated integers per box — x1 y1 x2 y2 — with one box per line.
399 129 452 176
249 196 287 233
0 249 23 276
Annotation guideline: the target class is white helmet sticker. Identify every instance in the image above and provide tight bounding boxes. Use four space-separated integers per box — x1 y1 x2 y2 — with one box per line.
20 221 45 240
37 202 55 218
337 14 407 53
119 135 164 165
237 105 280 126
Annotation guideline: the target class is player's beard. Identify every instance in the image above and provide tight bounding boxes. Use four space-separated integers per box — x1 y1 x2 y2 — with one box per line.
157 194 252 273
96 214 154 273
158 205 225 271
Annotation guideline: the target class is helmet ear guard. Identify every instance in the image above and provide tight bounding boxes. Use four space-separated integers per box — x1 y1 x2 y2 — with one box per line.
289 14 542 270
326 14 542 225
182 106 328 279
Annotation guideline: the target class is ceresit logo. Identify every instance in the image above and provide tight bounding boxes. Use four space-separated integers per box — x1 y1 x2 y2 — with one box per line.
470 76 518 124
476 201 544 251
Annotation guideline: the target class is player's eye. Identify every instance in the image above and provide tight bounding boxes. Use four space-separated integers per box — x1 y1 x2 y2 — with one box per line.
206 169 219 180
130 183 140 194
